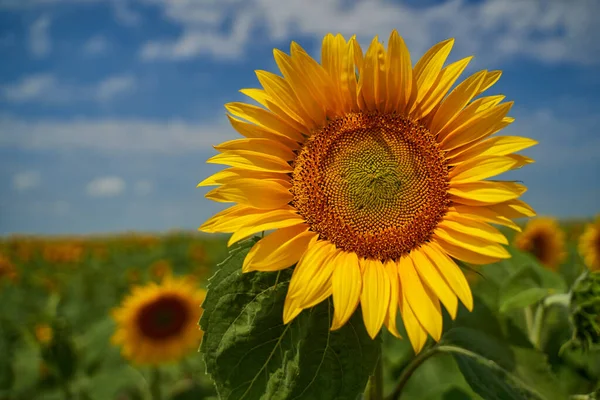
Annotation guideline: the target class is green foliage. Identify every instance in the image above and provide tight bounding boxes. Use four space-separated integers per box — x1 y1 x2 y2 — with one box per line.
1 221 600 400
200 238 381 400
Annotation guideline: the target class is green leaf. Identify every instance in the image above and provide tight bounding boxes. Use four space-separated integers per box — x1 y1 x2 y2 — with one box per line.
440 329 567 400
499 288 550 314
85 366 144 400
442 346 543 400
200 238 380 400
442 327 515 370
511 347 568 400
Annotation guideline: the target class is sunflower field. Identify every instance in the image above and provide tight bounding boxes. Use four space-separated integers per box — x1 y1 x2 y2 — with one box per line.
1 219 599 400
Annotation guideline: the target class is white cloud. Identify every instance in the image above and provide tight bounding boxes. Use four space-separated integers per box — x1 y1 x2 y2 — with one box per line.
12 170 41 191
134 179 154 195
111 0 141 25
138 0 600 66
0 114 235 153
1 73 136 104
29 15 51 57
83 35 109 55
1 74 59 103
86 176 126 197
94 75 136 101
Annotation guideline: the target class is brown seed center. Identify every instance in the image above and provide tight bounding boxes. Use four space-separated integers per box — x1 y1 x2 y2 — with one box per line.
291 112 450 260
137 295 189 340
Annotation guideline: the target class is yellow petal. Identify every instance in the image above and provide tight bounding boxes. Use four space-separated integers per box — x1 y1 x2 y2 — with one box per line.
207 150 292 173
385 30 412 114
487 199 536 219
436 95 505 141
205 179 292 209
226 115 300 150
358 36 385 111
227 210 305 246
290 42 343 117
200 205 273 233
449 156 518 183
410 250 458 319
450 204 521 231
214 138 296 161
341 35 360 112
449 180 526 206
283 294 304 324
412 38 454 110
273 48 326 126
360 258 390 339
507 154 535 169
226 102 305 142
477 70 502 96
397 255 443 340
398 279 428 354
240 89 310 136
239 88 269 107
295 247 340 309
422 242 473 311
429 70 486 135
243 224 317 272
350 35 364 72
197 168 288 187
434 236 505 265
331 251 362 330
447 136 538 163
440 213 509 244
242 86 311 135
417 56 473 118
433 226 510 259
383 259 401 338
255 70 314 130
286 241 331 301
441 102 514 151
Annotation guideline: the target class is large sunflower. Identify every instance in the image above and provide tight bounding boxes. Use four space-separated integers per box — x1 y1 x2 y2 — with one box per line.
579 216 600 272
111 275 206 365
199 31 536 353
515 217 566 270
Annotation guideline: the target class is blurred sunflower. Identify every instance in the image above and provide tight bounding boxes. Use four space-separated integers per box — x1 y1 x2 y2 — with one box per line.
199 31 536 353
579 216 600 272
35 324 53 345
150 259 172 281
0 253 18 283
111 275 206 365
515 217 566 270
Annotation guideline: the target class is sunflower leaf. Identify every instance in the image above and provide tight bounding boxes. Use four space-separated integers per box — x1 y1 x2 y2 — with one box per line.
499 288 551 314
440 329 566 400
199 237 380 400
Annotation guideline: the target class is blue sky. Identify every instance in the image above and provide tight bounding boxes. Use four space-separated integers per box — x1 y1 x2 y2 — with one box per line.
0 0 599 235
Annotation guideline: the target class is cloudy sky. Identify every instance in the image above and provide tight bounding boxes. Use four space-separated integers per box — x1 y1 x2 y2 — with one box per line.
0 0 599 235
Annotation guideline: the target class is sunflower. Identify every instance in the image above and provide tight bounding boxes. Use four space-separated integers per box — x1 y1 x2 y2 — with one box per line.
111 275 206 365
579 216 600 272
199 31 536 353
515 217 566 270
0 253 18 283
35 323 53 345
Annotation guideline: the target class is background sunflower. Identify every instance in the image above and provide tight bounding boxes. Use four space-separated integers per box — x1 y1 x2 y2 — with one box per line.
515 217 566 270
111 275 206 365
579 216 600 272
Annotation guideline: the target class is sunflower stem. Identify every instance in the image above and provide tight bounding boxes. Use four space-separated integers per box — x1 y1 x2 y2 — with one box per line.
149 367 162 400
524 305 534 337
366 344 384 400
529 304 545 350
385 345 439 400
